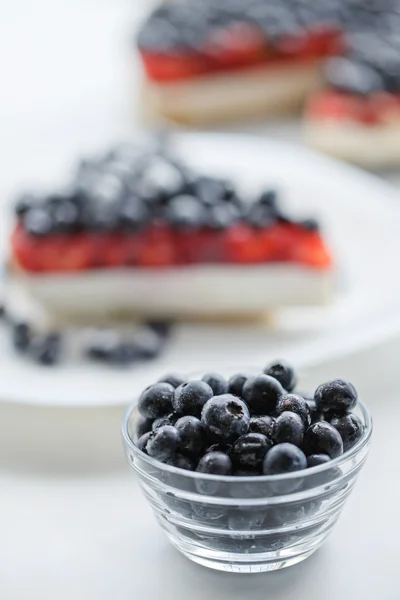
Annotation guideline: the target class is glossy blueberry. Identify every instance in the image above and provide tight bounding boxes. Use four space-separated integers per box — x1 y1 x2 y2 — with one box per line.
249 415 275 438
201 372 228 396
152 413 177 431
329 413 364 452
137 431 152 453
0 304 6 320
306 398 321 423
146 425 181 463
138 382 175 419
14 193 36 217
264 360 297 392
106 344 140 366
157 373 186 388
258 189 278 209
276 394 311 427
304 422 344 459
207 203 241 230
23 207 53 237
307 454 331 468
247 203 276 229
12 322 31 352
52 199 80 233
231 433 272 469
324 57 384 95
314 379 358 413
242 374 284 414
90 202 119 232
166 194 206 229
263 443 307 476
119 197 150 231
175 416 205 457
166 454 195 471
273 411 305 447
173 380 213 417
31 333 62 366
138 158 185 202
228 372 249 398
136 416 153 438
192 176 230 206
196 451 232 476
201 394 250 443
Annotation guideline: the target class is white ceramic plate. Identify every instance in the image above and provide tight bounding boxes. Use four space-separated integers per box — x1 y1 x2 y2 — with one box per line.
1 132 400 406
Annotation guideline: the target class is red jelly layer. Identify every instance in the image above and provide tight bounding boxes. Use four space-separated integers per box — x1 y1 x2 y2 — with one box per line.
141 25 343 83
11 222 332 274
307 90 400 125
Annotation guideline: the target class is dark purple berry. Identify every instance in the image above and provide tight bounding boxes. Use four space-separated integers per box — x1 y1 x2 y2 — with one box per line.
249 415 275 438
175 416 205 457
136 416 153 438
152 413 177 431
273 412 305 447
166 454 195 470
231 433 272 469
263 443 307 476
137 431 152 453
276 394 311 427
307 454 331 468
138 382 175 419
329 413 364 452
242 374 283 414
201 372 228 396
173 380 213 417
146 425 181 463
228 372 249 398
157 373 186 388
201 394 250 444
195 451 232 495
304 422 344 459
264 360 297 392
314 379 358 413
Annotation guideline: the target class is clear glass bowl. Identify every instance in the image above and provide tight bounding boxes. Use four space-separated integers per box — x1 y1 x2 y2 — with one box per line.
121 371 372 573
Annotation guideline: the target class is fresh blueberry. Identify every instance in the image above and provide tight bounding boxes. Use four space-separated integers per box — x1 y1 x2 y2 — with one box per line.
138 382 175 419
23 207 53 237
106 344 139 366
263 443 307 482
276 394 311 427
307 454 331 468
90 202 120 232
166 454 195 471
201 372 228 396
119 197 150 231
329 413 364 452
166 194 206 229
207 203 241 230
157 373 186 388
12 322 31 352
249 415 275 438
231 433 272 469
273 411 305 447
204 442 232 455
242 374 284 414
84 330 121 362
195 451 232 495
314 379 358 413
228 372 250 398
31 333 62 366
173 380 213 417
299 218 320 232
136 416 153 438
137 431 152 453
146 425 181 463
201 394 250 444
304 422 344 459
152 413 177 431
305 398 321 423
52 199 80 233
258 189 278 209
227 509 265 531
324 57 384 95
192 176 231 206
246 203 276 229
138 158 185 202
175 416 205 457
14 193 36 217
264 360 297 392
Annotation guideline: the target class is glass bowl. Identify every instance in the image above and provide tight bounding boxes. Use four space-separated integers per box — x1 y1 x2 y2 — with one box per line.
121 370 372 573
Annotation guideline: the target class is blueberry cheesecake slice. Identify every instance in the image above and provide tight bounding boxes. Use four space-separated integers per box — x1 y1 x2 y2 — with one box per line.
9 144 333 320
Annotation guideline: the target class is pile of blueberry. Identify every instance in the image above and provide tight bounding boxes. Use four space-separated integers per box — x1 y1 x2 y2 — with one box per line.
135 361 365 479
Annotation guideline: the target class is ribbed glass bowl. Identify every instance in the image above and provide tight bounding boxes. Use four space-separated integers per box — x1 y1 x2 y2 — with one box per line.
121 371 372 573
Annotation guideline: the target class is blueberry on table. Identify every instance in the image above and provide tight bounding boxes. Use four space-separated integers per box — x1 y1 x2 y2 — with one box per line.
146 425 181 463
242 374 284 415
12 322 31 352
273 411 305 447
264 360 297 392
137 431 152 454
157 373 186 388
152 413 177 431
166 454 195 471
307 454 331 468
231 433 272 469
329 414 364 452
173 380 213 417
201 394 250 444
304 422 344 459
138 382 175 419
228 373 250 398
201 372 228 396
263 443 307 476
276 394 311 427
249 415 275 438
314 379 358 413
136 416 153 438
31 333 62 366
175 416 205 457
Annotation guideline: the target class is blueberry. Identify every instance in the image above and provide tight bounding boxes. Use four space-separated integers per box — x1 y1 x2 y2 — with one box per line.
314 379 358 413
204 442 232 455
201 394 250 444
228 372 249 398
173 380 213 417
273 412 305 447
196 451 232 495
139 157 185 202
263 443 307 490
90 202 119 232
307 454 331 468
207 203 240 230
264 360 297 392
84 330 121 362
136 416 153 438
166 194 206 229
192 176 230 206
201 372 228 396
306 398 321 423
146 425 181 463
247 203 276 229
23 207 53 237
329 414 364 452
231 433 272 469
166 454 195 471
299 218 320 232
258 189 278 209
12 322 31 352
157 373 186 388
304 422 344 459
276 394 311 427
138 382 175 419
119 197 150 231
175 416 205 457
324 57 384 95
242 374 284 415
191 502 226 521
31 333 62 366
227 509 265 531
137 431 152 454
14 193 36 217
152 413 177 431
249 415 275 438
146 320 173 339
52 199 80 233
106 344 139 366
130 328 164 360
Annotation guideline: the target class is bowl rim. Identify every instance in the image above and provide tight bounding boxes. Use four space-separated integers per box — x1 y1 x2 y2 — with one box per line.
121 398 372 484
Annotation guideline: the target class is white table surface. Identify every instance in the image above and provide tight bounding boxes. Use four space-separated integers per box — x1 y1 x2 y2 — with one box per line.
1 1 400 599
